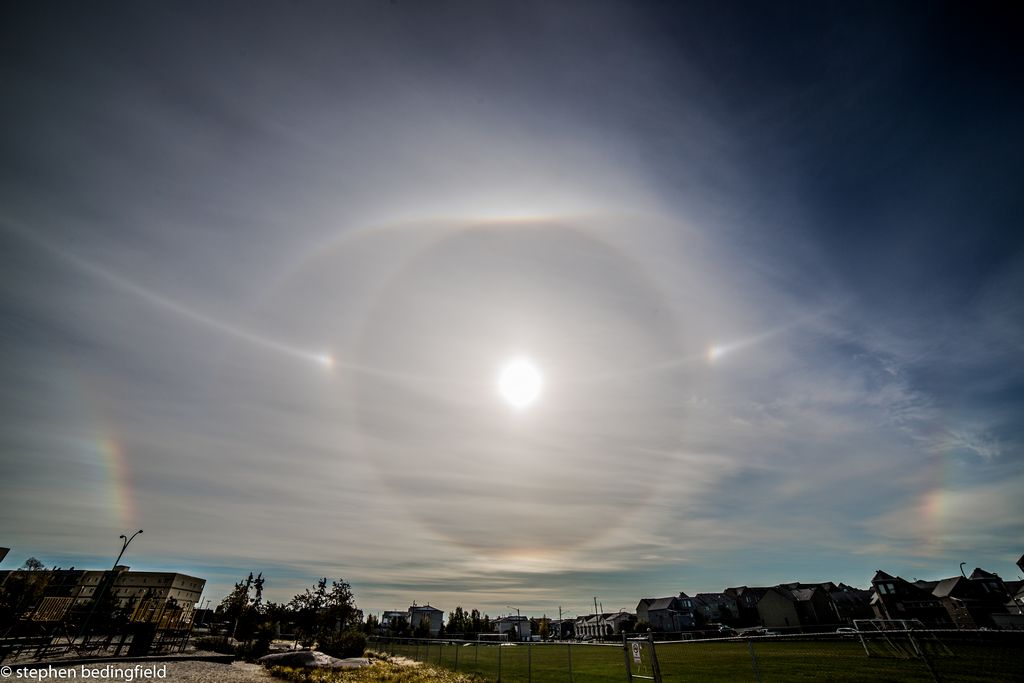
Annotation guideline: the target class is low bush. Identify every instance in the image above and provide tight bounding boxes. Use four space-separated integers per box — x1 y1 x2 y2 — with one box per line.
318 630 367 659
193 635 234 655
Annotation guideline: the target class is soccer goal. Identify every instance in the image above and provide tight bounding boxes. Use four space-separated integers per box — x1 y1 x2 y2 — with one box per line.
852 619 953 660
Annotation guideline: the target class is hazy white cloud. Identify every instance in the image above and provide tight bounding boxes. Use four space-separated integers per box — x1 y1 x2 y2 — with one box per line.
1 1 1021 616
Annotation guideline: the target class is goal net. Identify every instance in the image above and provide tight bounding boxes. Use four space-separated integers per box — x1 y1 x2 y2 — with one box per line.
851 619 952 659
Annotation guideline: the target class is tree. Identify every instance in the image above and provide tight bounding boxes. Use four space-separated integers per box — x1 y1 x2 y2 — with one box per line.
413 615 431 638
221 572 265 641
362 613 379 635
537 618 550 639
289 578 362 646
21 557 44 571
448 606 467 635
388 615 410 637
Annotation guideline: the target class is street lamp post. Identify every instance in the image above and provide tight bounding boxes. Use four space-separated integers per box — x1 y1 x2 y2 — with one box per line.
78 530 144 645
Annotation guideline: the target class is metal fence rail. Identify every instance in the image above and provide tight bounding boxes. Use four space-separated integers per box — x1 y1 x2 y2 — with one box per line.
369 630 1024 682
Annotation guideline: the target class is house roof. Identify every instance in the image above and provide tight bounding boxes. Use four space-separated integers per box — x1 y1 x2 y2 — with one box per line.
647 597 679 611
932 577 962 598
830 588 871 605
789 588 819 602
969 567 998 580
781 581 836 592
694 592 733 602
872 570 897 583
409 605 442 613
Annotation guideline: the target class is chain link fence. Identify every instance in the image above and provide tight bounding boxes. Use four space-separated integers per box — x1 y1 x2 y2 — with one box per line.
369 630 1023 682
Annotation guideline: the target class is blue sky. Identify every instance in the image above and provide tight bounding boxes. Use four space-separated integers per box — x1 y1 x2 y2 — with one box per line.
1 1 1022 619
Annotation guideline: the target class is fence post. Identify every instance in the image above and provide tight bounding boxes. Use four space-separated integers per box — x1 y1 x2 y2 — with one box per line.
498 641 502 682
747 639 762 683
568 641 574 682
622 632 633 682
528 639 533 683
455 640 459 671
647 631 663 683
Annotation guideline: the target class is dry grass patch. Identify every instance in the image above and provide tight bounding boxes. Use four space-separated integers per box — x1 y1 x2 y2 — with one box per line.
269 659 486 683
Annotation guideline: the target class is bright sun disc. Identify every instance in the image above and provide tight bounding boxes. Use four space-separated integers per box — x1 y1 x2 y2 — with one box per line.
498 358 543 408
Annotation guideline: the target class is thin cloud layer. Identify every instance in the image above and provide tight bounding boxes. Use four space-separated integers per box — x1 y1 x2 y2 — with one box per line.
1 2 1021 615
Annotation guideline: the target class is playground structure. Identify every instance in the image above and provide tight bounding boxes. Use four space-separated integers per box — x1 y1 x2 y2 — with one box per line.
0 592 197 663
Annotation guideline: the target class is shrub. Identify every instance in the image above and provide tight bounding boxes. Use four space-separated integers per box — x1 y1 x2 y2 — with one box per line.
235 638 271 661
193 635 234 654
318 630 366 659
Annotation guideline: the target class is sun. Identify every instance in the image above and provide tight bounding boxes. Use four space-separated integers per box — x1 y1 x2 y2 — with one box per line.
497 358 543 408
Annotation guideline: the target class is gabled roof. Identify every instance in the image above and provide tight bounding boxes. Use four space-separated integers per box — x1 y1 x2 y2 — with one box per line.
789 588 820 602
647 597 680 611
872 570 897 583
694 592 734 601
781 581 836 592
409 604 443 613
969 567 998 580
932 577 962 599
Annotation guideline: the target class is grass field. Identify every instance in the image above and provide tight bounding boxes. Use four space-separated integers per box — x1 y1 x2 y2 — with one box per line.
372 636 1023 682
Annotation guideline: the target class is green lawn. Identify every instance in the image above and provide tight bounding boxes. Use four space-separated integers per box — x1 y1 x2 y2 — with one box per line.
372 638 1023 682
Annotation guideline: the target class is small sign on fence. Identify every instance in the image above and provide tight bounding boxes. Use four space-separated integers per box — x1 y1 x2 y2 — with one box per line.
632 641 642 663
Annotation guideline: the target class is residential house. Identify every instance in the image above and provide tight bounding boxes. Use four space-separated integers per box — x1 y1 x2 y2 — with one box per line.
925 568 1012 629
693 593 739 625
408 604 444 636
575 613 602 639
636 596 695 631
604 611 636 635
725 586 800 629
869 570 951 628
549 618 575 640
824 583 874 624
1004 580 1024 615
787 586 834 626
575 612 635 639
381 610 408 633
495 615 531 640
